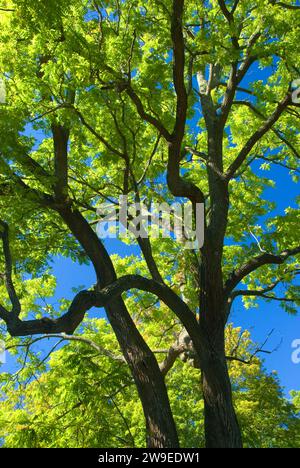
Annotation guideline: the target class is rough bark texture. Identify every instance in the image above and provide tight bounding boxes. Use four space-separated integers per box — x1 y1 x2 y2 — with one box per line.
200 326 243 448
198 256 243 448
202 358 242 448
59 206 179 448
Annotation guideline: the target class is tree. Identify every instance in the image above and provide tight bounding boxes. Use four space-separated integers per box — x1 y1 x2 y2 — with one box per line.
0 0 299 448
1 322 299 448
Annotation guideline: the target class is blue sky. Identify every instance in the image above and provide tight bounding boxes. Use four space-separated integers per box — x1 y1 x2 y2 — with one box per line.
233 162 300 395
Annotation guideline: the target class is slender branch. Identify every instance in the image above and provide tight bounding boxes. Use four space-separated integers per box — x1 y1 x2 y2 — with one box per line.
258 155 300 173
0 147 51 185
231 0 240 14
232 289 295 302
218 83 255 96
225 93 292 179
0 158 56 208
137 237 164 283
231 278 281 299
232 100 300 160
227 329 282 364
185 146 208 161
125 86 172 142
67 104 126 159
39 333 125 362
236 32 261 82
218 25 261 129
171 0 188 143
136 134 161 185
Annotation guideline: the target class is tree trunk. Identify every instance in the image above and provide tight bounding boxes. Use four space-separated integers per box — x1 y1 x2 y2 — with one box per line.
200 324 243 448
198 248 243 448
202 355 242 448
59 207 179 448
106 298 179 448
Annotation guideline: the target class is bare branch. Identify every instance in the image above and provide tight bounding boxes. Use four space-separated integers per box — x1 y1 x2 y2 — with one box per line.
231 278 281 299
226 329 282 365
232 289 295 303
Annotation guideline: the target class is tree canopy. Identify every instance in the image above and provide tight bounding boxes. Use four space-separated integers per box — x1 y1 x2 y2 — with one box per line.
1 322 300 448
0 0 299 448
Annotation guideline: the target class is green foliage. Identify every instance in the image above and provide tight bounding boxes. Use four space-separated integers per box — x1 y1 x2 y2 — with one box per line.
0 0 298 310
0 323 299 448
0 0 299 448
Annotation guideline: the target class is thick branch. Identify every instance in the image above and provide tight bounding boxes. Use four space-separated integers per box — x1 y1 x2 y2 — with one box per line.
51 124 70 200
225 247 300 295
0 222 21 317
270 1 300 9
159 343 186 376
218 0 233 22
2 290 98 337
167 0 205 205
171 0 188 143
1 272 204 358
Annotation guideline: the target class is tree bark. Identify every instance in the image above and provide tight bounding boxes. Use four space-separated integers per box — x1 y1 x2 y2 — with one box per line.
201 328 243 448
58 206 179 448
105 297 179 448
199 247 243 448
